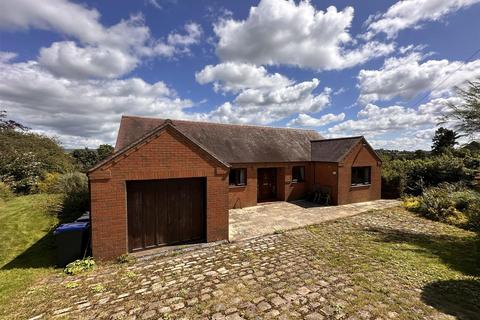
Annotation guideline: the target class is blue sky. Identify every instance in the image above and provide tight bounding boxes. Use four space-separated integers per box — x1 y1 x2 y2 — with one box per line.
1 0 480 150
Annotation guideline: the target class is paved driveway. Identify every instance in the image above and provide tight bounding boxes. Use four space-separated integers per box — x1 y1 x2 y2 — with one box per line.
17 206 471 320
229 199 401 241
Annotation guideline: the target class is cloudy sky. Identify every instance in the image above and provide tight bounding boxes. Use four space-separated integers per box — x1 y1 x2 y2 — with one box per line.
1 0 480 150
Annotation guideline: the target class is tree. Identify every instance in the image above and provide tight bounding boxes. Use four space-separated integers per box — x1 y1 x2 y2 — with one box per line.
71 148 99 172
414 150 428 159
442 80 480 136
0 110 28 131
97 144 114 160
431 127 460 154
0 112 73 193
462 140 480 153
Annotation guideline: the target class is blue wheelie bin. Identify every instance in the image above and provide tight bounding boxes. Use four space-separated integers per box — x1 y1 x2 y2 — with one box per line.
53 222 90 267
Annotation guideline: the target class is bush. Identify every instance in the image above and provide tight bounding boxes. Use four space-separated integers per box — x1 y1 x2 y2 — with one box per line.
0 181 13 202
381 174 405 199
0 130 74 193
36 172 89 221
71 148 99 172
56 172 88 195
0 151 44 194
405 183 480 231
37 172 62 194
116 254 135 264
382 154 479 197
64 257 96 275
56 172 89 222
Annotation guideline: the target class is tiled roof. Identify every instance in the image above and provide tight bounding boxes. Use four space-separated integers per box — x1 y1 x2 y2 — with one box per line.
115 116 322 164
311 137 365 162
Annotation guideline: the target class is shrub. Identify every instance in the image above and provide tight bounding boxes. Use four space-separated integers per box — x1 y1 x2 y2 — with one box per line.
403 197 420 211
97 144 114 161
405 183 480 231
91 284 106 293
71 148 99 172
34 172 89 221
64 257 96 275
0 130 74 193
37 172 62 194
381 174 405 199
56 172 89 222
116 254 135 264
56 172 88 195
65 282 80 289
0 151 44 193
382 154 479 197
0 181 13 202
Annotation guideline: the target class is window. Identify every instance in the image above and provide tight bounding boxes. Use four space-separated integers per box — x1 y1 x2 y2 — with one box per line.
351 166 371 186
229 168 246 186
292 166 305 183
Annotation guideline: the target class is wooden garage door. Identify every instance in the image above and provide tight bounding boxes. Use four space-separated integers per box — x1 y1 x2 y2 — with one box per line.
127 178 206 252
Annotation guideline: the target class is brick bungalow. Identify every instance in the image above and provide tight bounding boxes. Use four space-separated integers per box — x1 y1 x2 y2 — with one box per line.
88 116 381 259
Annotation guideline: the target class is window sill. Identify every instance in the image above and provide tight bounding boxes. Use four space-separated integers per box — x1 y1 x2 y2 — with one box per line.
229 185 246 189
291 180 305 184
350 184 371 190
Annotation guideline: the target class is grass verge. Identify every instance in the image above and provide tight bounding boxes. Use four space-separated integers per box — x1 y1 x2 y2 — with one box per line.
0 194 62 317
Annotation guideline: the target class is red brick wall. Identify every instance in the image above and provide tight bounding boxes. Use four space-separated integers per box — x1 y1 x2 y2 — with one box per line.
89 127 229 260
284 163 313 201
227 144 381 208
337 143 381 204
227 166 257 208
227 162 311 209
312 162 339 204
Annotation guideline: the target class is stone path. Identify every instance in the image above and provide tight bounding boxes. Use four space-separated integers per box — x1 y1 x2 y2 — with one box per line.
14 206 474 320
229 199 400 241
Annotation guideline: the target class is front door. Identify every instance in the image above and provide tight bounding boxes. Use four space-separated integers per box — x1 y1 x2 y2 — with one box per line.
257 168 277 202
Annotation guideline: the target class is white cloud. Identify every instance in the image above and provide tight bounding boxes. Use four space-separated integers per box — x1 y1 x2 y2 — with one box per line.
326 97 463 150
0 59 195 147
368 127 471 150
0 0 105 43
167 22 202 47
147 0 178 10
0 0 202 79
148 0 163 10
0 58 332 147
358 52 480 103
195 62 292 93
148 23 202 58
234 79 327 108
364 0 480 39
37 18 202 79
195 60 333 125
207 79 332 124
38 41 139 79
0 51 17 63
213 0 394 70
329 98 457 135
368 136 431 150
287 112 345 127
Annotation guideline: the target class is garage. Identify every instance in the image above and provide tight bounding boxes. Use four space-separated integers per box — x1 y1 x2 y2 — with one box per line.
126 178 206 252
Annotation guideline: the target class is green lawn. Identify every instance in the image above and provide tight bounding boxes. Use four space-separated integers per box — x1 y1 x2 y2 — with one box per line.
306 208 480 319
0 194 63 316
